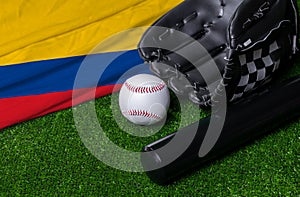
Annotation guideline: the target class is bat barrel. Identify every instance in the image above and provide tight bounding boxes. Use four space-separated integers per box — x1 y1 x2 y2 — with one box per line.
141 76 300 185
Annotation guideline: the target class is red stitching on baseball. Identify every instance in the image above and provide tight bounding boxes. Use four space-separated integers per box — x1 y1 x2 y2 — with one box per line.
124 82 165 94
123 110 161 120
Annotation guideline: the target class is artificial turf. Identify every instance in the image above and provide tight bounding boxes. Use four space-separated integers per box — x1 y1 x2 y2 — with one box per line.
1 14 300 197
1 65 299 196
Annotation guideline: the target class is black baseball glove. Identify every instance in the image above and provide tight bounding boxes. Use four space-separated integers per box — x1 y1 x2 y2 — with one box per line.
138 0 299 108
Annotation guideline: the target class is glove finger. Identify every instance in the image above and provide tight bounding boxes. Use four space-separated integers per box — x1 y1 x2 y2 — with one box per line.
185 51 227 88
188 90 210 106
150 61 178 79
138 0 239 62
168 74 194 95
166 51 226 98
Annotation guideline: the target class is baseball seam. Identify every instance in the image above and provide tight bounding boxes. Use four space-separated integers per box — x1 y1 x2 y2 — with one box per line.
123 110 161 120
125 82 165 94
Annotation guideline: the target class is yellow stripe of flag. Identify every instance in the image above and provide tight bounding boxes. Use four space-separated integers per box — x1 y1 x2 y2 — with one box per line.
0 0 182 66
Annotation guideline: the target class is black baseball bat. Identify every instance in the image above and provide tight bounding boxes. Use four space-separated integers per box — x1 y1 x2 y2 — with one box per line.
141 75 300 185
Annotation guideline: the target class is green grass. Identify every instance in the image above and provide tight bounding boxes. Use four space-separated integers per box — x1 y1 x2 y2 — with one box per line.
1 19 300 197
0 93 299 196
1 66 299 196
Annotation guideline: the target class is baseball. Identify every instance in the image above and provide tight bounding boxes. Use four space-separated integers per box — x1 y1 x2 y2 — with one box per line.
119 74 170 125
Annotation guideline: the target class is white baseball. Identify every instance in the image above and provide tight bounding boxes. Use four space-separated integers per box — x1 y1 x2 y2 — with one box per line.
119 74 170 125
